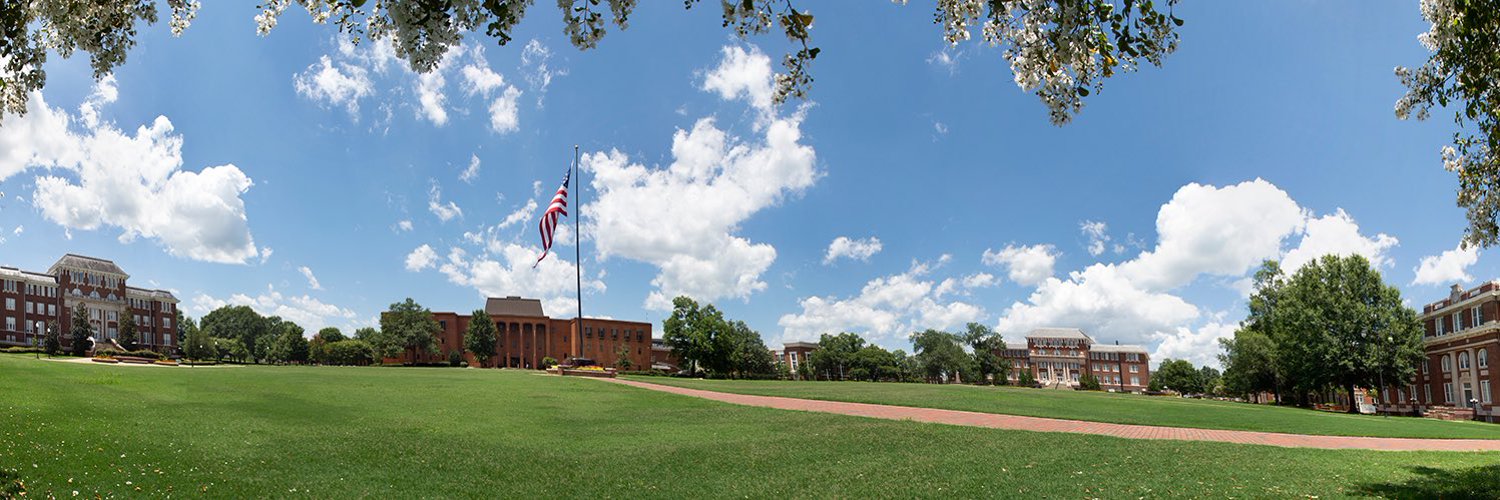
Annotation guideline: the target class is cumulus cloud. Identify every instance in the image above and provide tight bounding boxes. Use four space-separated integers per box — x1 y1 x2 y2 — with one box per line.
1080 220 1111 256
405 244 438 271
427 183 463 222
1151 319 1237 369
981 244 1057 286
1412 244 1480 286
298 266 322 290
0 79 262 264
520 39 566 106
498 199 538 229
293 55 374 117
460 46 523 134
436 244 604 317
190 285 358 333
996 178 1398 360
824 236 882 264
701 45 774 113
585 44 816 310
779 257 987 347
460 154 481 184
396 220 414 232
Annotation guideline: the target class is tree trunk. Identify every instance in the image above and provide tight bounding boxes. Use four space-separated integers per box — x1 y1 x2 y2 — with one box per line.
1346 383 1361 414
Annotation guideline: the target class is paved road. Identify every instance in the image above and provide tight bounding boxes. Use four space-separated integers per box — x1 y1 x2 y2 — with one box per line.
606 378 1500 451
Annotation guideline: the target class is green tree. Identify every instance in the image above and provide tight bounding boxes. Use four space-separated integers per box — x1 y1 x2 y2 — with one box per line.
117 312 138 350
1079 373 1102 391
267 322 308 364
69 303 92 356
1198 366 1222 396
810 332 865 380
201 305 268 363
910 329 974 383
1272 254 1425 413
1219 328 1279 403
1 2 1183 129
1018 369 1037 388
43 320 61 356
615 345 634 370
1397 3 1500 246
463 309 498 368
962 322 1010 385
1153 358 1199 393
851 344 898 382
317 327 347 343
379 298 439 365
663 296 727 376
722 320 774 378
180 316 215 363
327 340 376 366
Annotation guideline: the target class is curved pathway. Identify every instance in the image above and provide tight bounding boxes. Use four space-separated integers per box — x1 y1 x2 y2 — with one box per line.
605 378 1500 451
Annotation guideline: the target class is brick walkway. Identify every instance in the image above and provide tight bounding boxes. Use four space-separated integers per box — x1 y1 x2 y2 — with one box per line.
606 378 1500 451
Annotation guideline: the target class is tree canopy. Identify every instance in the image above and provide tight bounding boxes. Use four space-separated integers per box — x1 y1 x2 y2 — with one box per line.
378 298 440 365
2 1 1182 128
909 329 974 383
464 309 497 367
662 295 774 378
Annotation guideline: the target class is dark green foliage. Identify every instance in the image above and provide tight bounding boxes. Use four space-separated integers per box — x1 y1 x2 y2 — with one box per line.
379 298 439 364
541 356 558 369
93 348 165 360
463 309 497 367
117 313 138 351
809 332 864 380
200 305 268 363
910 329 975 383
43 320 61 355
316 327 346 344
325 340 376 366
1153 358 1202 394
447 350 465 367
69 303 91 357
1018 370 1038 388
963 323 1010 385
1079 373 1102 391
663 296 774 378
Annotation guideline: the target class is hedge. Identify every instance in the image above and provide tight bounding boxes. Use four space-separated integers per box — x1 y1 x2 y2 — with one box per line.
94 348 166 360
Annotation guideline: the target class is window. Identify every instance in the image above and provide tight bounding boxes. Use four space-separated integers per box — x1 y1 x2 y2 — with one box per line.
48 304 55 316
1130 365 1140 373
1437 318 1445 336
1425 384 1433 403
1485 381 1494 404
1482 349 1490 369
1130 376 1140 386
1475 306 1485 327
1423 359 1430 375
1445 383 1454 403
164 334 172 345
1443 355 1453 372
1454 312 1462 331
585 327 592 338
1398 387 1406 403
4 317 13 331
1461 352 1472 370
4 298 12 311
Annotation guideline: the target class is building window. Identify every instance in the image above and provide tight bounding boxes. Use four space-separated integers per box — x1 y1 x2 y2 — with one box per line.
1425 384 1432 404
1484 380 1494 404
1460 352 1472 370
1482 349 1490 369
1445 383 1454 403
3 298 12 311
1423 359 1429 375
1130 365 1139 373
1130 376 1140 386
1443 355 1453 372
1437 318 1445 336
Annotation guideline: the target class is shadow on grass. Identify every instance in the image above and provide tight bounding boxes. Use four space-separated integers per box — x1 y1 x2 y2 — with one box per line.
1357 464 1500 499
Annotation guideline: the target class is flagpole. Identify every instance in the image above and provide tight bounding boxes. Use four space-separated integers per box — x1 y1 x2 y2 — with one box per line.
572 145 584 360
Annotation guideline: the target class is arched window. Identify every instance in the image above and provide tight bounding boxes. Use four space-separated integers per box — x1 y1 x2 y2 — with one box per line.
1443 354 1453 372
1460 352 1472 370
1481 349 1489 369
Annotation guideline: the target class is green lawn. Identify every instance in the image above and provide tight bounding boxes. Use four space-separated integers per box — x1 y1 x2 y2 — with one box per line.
3 355 1498 498
622 376 1500 440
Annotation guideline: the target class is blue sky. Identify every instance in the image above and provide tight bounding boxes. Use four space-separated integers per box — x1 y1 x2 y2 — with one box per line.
0 2 1482 367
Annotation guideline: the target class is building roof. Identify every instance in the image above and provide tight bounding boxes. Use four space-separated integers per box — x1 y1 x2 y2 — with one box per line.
1004 342 1027 350
1090 343 1148 354
484 296 546 317
783 341 819 349
0 267 57 283
1025 327 1094 342
48 253 129 277
126 286 178 301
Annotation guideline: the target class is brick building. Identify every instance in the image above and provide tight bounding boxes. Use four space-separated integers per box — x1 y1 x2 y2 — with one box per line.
1 254 179 353
996 328 1151 392
393 296 653 369
1378 282 1500 420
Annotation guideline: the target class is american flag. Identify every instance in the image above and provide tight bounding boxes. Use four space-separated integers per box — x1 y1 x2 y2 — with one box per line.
534 168 571 266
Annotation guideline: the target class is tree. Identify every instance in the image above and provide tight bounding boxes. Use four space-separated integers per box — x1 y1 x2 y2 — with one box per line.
1079 373 1102 391
327 340 376 366
2 1 1182 129
1274 254 1425 413
267 322 308 364
200 305 269 363
810 332 865 380
463 309 497 368
722 321 774 378
1197 366 1222 396
909 329 974 383
43 320 61 356
1018 369 1037 388
118 312 138 351
663 296 725 376
181 316 215 363
615 345 634 370
1219 328 1280 403
1397 3 1500 247
1153 358 1199 394
379 298 439 365
963 322 1009 385
69 303 92 356
851 344 899 382
317 327 347 344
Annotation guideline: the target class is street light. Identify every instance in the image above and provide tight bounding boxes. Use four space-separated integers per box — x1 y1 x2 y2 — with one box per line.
1471 398 1481 422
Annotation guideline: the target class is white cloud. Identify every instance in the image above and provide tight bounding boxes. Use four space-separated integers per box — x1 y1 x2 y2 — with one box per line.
460 59 505 96
586 45 816 310
0 81 262 264
981 244 1057 286
396 220 414 232
486 86 523 134
996 263 1200 344
259 247 274 265
292 55 374 117
1119 179 1307 290
436 244 603 317
1412 243 1480 286
824 236 882 264
460 47 523 134
405 244 438 271
1279 209 1398 273
499 199 538 229
520 39 566 106
427 183 463 222
1080 220 1111 257
11 225 21 236
415 68 449 125
701 45 774 113
1151 319 1237 369
298 266 323 290
928 50 959 74
190 285 358 333
779 257 986 347
460 154 481 184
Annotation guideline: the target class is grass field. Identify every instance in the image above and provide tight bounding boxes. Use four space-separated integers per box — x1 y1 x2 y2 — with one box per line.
4 354 1499 498
621 376 1500 440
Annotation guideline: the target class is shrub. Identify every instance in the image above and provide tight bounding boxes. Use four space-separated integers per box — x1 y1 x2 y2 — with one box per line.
325 340 376 366
1018 370 1038 388
1 347 44 354
619 369 670 377
541 356 558 369
93 348 165 360
447 350 465 367
1079 373 1102 391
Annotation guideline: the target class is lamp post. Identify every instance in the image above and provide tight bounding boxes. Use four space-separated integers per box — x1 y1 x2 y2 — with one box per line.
1410 397 1419 418
1472 398 1482 422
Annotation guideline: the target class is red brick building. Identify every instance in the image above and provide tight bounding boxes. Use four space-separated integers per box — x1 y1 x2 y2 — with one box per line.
393 296 653 369
1 254 179 353
1379 282 1500 420
996 328 1151 392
